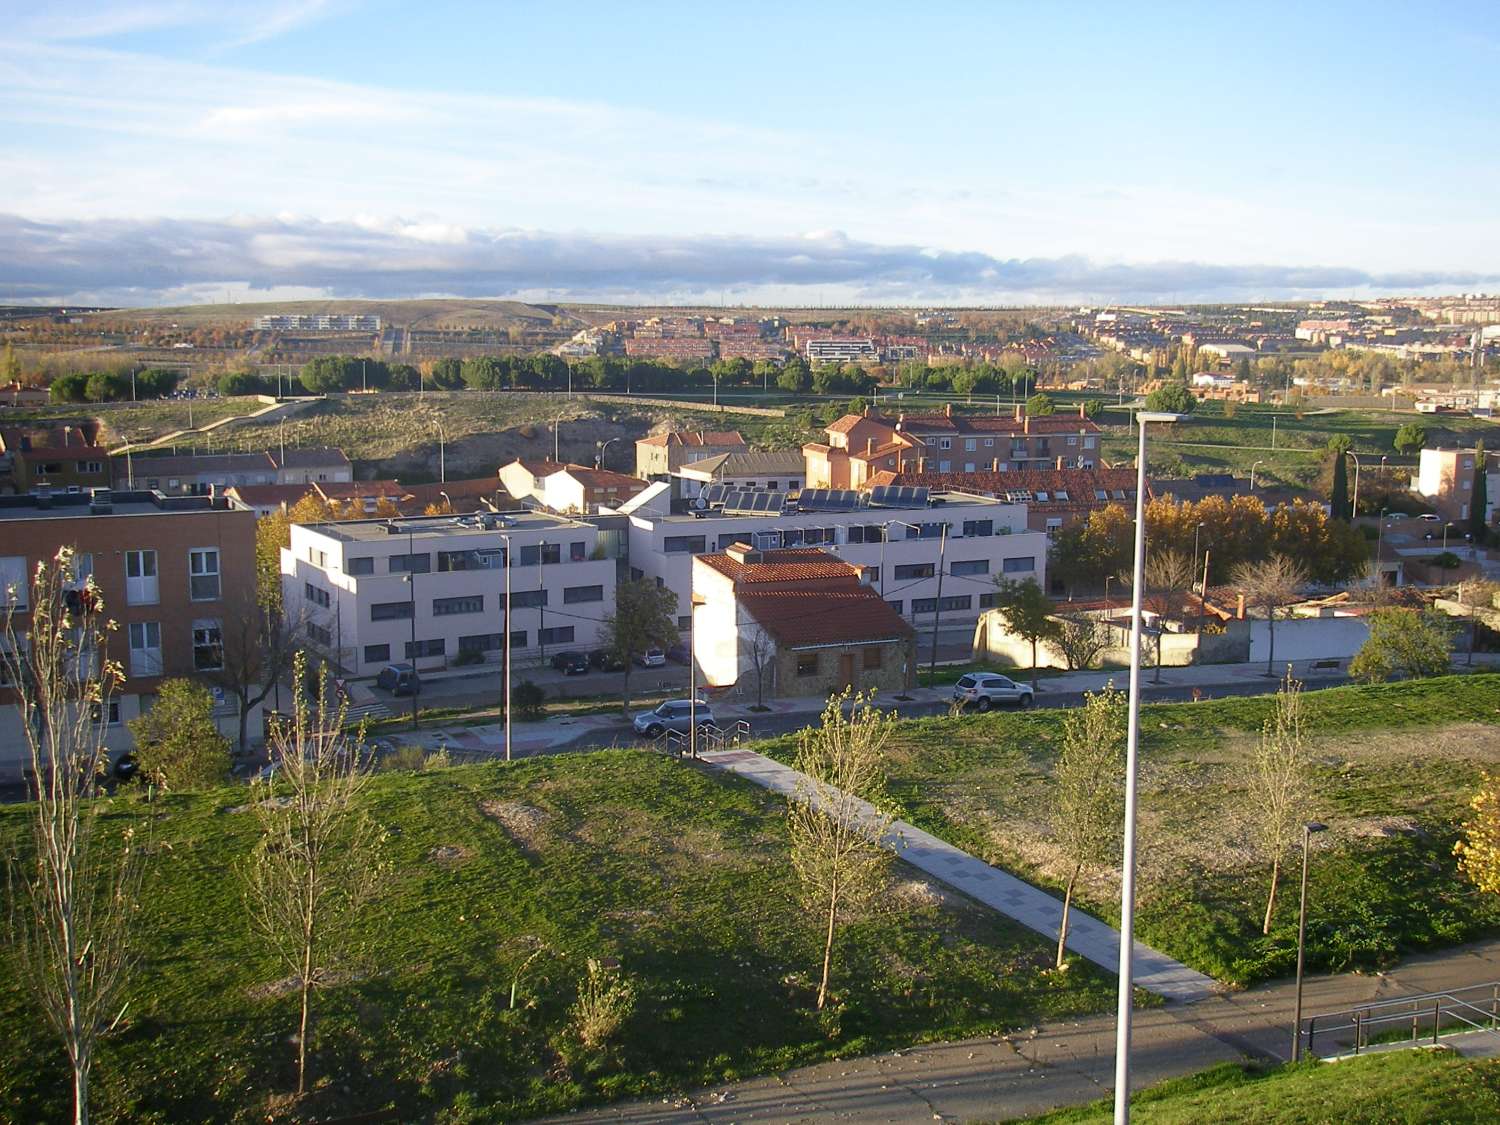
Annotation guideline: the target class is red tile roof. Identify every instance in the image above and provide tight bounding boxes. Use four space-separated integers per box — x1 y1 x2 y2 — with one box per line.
636 430 747 448
738 586 915 648
555 465 648 490
896 413 1102 436
698 547 861 585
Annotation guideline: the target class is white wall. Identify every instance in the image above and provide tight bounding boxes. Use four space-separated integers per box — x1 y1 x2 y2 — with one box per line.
1248 616 1369 664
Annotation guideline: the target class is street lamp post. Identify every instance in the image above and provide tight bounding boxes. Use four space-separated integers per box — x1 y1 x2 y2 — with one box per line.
1376 509 1389 586
435 420 446 483
554 412 566 463
499 532 512 761
406 529 419 731
928 522 948 682
1348 452 1363 519
1251 459 1265 490
1291 821 1329 1062
1113 411 1180 1125
596 437 621 470
1444 522 1454 552
537 539 548 666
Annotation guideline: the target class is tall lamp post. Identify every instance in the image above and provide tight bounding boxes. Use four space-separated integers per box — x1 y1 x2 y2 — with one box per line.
1250 459 1265 490
1113 410 1181 1125
596 436 621 470
406 528 419 731
1291 821 1329 1061
435 420 446 484
498 532 512 761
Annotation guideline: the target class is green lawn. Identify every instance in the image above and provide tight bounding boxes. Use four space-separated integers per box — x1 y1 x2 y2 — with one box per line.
760 674 1500 986
1016 1051 1500 1123
0 751 1114 1123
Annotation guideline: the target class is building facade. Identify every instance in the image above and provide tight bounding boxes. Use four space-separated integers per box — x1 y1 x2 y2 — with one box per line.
1413 447 1482 522
115 448 352 495
281 511 617 676
0 490 258 778
634 431 747 480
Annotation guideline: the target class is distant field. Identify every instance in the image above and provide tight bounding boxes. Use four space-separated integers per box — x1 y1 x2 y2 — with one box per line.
1 398 267 444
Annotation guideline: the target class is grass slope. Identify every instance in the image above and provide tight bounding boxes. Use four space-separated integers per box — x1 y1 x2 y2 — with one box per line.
0 751 1112 1123
760 674 1500 985
1017 1052 1500 1124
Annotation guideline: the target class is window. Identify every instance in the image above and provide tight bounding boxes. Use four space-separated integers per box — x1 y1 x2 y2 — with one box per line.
938 460 951 472
564 585 604 604
389 552 431 574
188 548 220 600
677 614 692 630
540 543 561 565
766 481 779 491
1046 517 1064 532
405 638 445 658
570 541 587 561
1067 436 1078 446
984 438 994 448
864 566 879 584
306 621 332 645
1054 490 1069 501
305 582 331 608
125 549 158 605
885 599 904 614
146 477 160 489
82 460 103 474
961 519 993 537
510 588 548 609
364 644 391 664
964 438 976 452
0 556 26 609
940 595 972 611
1002 556 1036 573
438 549 503 571
458 632 524 654
914 522 946 540
796 653 819 677
664 535 707 553
847 524 885 544
1095 490 1109 500
979 592 1000 608
863 648 882 669
347 556 374 576
128 621 162 677
371 601 413 621
894 563 934 581
912 598 937 615
192 619 223 671
433 595 484 616
539 626 574 645
939 437 952 450
951 559 989 577
1084 436 1096 449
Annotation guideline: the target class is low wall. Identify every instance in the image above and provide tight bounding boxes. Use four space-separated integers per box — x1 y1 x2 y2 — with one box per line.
1247 616 1369 664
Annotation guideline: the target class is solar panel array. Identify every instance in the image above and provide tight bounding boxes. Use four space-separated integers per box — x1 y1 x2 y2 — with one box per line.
720 490 787 516
697 484 730 507
796 488 864 512
867 484 930 508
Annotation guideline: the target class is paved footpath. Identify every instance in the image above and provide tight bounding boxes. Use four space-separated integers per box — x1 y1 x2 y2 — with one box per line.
538 938 1500 1124
701 749 1213 1004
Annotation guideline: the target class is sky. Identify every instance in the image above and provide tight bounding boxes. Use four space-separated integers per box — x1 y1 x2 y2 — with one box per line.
3 0 1499 307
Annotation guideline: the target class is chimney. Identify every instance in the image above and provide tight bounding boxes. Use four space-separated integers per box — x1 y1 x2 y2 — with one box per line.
726 542 762 565
1078 402 1087 418
1056 456 1065 471
992 458 1001 472
896 413 905 430
944 403 953 418
1024 415 1031 435
866 437 875 456
1236 593 1246 620
863 405 872 417
1014 404 1023 422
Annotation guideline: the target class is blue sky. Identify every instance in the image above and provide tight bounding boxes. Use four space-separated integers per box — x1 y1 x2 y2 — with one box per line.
3 0 1499 306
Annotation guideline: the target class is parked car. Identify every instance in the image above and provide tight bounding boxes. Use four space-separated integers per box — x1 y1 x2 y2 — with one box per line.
952 672 1033 711
1386 512 1408 521
1417 513 1441 522
550 650 589 675
588 647 625 671
375 662 420 696
632 698 715 738
665 643 690 665
637 647 667 668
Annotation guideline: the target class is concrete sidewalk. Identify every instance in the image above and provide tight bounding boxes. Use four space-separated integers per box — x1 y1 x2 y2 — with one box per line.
702 748 1213 1004
537 938 1500 1124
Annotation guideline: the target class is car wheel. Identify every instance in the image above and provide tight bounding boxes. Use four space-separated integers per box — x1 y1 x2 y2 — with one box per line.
1018 694 1034 709
644 723 664 738
976 696 992 712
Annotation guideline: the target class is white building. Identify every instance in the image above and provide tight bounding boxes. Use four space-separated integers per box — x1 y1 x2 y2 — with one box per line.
281 511 616 676
806 338 879 365
624 486 1047 634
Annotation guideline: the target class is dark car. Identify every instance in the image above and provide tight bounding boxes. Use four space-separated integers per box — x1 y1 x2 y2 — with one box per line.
588 647 625 671
550 650 589 675
665 643 690 665
375 663 420 696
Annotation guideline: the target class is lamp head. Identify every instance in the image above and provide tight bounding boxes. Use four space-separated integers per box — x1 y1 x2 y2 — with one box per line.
1305 821 1328 834
1136 412 1183 425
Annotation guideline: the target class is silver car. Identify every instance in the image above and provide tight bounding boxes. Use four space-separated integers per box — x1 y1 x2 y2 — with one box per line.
953 672 1033 711
633 699 714 737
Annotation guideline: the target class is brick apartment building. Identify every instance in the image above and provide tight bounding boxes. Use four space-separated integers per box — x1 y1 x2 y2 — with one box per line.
635 430 747 480
0 422 111 495
0 489 258 779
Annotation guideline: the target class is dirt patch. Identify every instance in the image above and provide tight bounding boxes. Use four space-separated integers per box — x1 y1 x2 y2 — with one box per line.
246 968 363 1001
427 844 475 866
480 799 551 856
892 878 951 909
1342 815 1426 840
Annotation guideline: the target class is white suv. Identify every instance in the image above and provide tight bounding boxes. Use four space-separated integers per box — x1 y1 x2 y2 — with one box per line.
953 673 1033 711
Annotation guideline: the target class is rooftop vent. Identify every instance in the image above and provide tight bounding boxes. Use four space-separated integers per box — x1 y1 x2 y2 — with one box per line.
725 542 762 565
89 487 113 513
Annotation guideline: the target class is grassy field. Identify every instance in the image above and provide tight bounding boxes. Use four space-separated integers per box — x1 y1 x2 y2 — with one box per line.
0 751 1115 1124
1094 402 1499 489
1018 1051 1500 1123
1 398 268 445
759 674 1500 986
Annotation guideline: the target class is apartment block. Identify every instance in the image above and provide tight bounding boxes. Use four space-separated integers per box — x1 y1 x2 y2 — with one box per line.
1413 447 1486 523
281 511 617 676
0 489 258 779
116 447 352 495
634 430 747 480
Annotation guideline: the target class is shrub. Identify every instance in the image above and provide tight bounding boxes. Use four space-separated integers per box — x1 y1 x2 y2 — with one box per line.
568 958 636 1051
513 679 546 720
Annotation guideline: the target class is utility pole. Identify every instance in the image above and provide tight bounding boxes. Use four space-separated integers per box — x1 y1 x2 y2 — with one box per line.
537 539 548 666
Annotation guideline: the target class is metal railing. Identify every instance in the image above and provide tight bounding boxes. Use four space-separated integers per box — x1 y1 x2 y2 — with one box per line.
652 719 753 760
1298 981 1500 1060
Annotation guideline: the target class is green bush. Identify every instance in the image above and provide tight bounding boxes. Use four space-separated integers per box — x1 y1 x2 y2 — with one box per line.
513 679 546 719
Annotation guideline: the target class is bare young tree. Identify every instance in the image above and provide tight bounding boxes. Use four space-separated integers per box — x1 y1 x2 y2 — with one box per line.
1232 554 1309 677
3 547 141 1125
1054 616 1109 671
787 690 896 1010
745 619 774 707
1142 549 1197 683
1051 684 1126 969
243 651 383 1099
1247 670 1313 934
208 589 301 755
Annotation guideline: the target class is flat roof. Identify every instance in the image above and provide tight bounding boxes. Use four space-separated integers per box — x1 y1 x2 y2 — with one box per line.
302 510 590 543
0 490 235 521
645 489 1018 524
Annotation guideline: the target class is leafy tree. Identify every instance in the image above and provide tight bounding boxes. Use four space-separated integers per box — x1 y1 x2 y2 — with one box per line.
461 355 507 391
1051 684 1125 968
1393 421 1428 456
218 370 265 396
134 367 181 398
787 690 896 1010
49 372 89 403
1349 608 1453 683
85 371 130 401
1247 671 1313 934
513 679 546 719
991 577 1058 691
0 340 20 384
1329 449 1350 522
2 548 141 1125
1456 774 1500 897
776 364 810 393
1026 392 1056 416
430 357 465 390
1471 441 1489 545
1326 434 1353 455
386 363 419 391
1232 554 1308 676
1082 398 1103 420
600 578 679 713
243 653 383 1099
127 679 232 790
1144 382 1196 414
